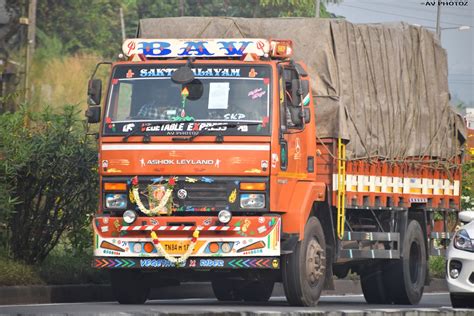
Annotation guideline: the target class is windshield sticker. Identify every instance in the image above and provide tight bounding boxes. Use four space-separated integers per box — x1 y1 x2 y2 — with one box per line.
249 68 258 78
112 79 119 85
208 82 230 109
263 78 270 85
224 113 245 120
126 69 135 78
139 68 241 77
248 88 266 100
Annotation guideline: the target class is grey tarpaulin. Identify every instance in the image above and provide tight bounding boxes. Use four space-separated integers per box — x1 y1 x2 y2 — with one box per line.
138 17 466 161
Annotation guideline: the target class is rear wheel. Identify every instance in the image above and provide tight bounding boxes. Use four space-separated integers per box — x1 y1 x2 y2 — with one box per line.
110 270 150 304
240 280 274 302
360 262 390 304
282 216 326 306
211 279 243 301
384 220 426 305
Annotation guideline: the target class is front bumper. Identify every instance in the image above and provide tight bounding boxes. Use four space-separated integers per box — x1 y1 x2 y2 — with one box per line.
446 243 474 293
93 215 281 269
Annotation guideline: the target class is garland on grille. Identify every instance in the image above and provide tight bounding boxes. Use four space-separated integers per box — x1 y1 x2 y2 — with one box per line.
150 230 200 265
131 176 176 216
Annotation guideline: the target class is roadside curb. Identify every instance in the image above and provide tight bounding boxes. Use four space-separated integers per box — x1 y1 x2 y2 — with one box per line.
0 279 449 305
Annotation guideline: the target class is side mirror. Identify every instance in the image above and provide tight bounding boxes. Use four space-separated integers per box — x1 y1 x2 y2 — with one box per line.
88 79 102 105
291 79 310 106
303 107 311 124
85 106 101 123
288 107 311 126
291 79 300 107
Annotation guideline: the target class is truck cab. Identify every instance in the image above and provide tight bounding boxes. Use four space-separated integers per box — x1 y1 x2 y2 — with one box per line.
88 39 326 305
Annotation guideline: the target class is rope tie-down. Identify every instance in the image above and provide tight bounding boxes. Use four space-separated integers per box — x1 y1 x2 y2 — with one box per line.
150 229 200 265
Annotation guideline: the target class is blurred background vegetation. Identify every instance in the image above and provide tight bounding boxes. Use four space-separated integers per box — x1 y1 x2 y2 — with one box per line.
0 0 339 286
0 0 467 285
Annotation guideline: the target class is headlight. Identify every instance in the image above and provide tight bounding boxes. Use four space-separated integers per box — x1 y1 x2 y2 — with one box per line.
240 194 265 209
123 210 137 224
218 210 232 224
105 194 127 209
453 229 474 252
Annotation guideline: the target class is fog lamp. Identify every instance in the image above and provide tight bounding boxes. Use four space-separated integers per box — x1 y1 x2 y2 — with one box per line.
218 210 232 224
450 268 460 279
123 210 137 224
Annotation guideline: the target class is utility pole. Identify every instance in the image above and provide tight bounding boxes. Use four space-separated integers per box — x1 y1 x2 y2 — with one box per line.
119 7 126 41
179 0 185 16
315 0 320 18
436 2 441 40
24 0 37 102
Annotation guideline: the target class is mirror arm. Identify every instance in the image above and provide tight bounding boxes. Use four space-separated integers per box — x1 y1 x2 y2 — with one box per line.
89 61 112 81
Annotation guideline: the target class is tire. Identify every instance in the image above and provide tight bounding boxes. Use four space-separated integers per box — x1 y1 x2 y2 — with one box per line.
360 262 390 304
240 280 275 302
282 216 327 306
450 293 474 308
211 279 243 301
110 270 150 304
384 220 427 305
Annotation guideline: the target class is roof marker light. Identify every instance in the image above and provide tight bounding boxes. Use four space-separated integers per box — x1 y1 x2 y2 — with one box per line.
270 39 293 58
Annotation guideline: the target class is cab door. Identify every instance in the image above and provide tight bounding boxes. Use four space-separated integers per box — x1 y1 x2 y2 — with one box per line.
272 63 316 213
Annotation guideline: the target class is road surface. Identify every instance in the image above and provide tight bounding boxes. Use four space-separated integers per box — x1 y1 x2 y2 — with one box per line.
0 293 461 315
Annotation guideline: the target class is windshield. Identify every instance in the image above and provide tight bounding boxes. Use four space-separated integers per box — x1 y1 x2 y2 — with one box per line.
104 64 271 136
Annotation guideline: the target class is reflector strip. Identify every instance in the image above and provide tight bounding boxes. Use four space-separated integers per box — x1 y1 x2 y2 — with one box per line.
121 225 241 232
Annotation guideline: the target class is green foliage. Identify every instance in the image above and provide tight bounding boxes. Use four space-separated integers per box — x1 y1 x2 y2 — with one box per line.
38 248 108 285
429 256 446 278
35 0 123 58
0 257 44 286
34 29 68 63
5 0 336 58
461 162 474 211
0 105 98 264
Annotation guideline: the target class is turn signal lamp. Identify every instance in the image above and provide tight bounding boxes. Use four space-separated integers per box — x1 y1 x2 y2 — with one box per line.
104 183 127 191
240 182 266 191
270 40 293 58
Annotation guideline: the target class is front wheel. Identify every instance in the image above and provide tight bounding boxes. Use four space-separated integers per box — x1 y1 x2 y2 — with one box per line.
282 216 327 306
240 280 274 302
110 270 150 304
211 279 243 301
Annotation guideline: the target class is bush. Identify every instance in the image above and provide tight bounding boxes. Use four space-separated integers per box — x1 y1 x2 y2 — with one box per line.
429 256 446 278
0 257 44 286
0 105 98 264
38 248 108 285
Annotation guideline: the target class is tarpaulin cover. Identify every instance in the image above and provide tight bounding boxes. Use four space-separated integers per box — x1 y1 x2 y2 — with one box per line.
138 17 466 160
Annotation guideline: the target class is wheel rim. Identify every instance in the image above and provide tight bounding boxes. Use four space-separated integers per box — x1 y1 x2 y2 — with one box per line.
409 241 421 283
306 238 325 287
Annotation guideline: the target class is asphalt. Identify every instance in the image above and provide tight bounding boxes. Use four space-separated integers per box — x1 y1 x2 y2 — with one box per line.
0 279 449 306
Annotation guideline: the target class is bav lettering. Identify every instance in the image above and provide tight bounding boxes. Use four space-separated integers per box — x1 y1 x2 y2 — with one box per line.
140 68 240 77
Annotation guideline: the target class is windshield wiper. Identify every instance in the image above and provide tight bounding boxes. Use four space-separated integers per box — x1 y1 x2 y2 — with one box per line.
171 122 262 142
122 120 189 142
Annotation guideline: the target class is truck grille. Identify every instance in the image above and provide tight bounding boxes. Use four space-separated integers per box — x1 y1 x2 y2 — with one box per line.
103 176 268 214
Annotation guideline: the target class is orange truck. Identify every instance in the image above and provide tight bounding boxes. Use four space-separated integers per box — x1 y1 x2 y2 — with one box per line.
86 18 466 306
